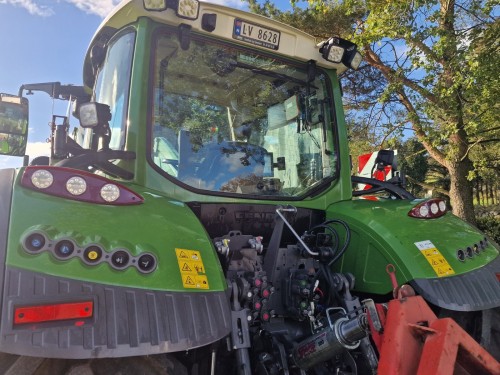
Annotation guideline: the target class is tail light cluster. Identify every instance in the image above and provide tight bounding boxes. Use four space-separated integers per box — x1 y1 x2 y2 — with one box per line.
408 198 447 219
22 231 157 274
21 166 143 205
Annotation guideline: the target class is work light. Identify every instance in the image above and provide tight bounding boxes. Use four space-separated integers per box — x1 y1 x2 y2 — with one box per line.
320 37 345 63
78 102 111 128
320 37 363 70
143 0 199 20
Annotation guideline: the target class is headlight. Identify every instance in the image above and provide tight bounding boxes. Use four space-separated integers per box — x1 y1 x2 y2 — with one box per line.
100 183 120 202
66 176 87 196
31 169 54 189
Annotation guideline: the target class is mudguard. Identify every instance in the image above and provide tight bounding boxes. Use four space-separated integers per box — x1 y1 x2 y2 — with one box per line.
329 199 500 312
0 168 231 358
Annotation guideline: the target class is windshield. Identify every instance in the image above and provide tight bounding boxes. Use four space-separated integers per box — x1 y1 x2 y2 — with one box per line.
150 30 338 198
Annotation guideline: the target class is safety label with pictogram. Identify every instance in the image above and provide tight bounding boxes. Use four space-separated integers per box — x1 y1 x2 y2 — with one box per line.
415 240 455 277
175 248 209 289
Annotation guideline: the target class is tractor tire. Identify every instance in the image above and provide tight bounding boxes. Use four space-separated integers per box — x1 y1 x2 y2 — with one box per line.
0 353 189 375
480 307 500 361
440 307 500 361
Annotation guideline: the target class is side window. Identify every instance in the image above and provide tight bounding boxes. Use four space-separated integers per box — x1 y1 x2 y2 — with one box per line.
94 31 135 150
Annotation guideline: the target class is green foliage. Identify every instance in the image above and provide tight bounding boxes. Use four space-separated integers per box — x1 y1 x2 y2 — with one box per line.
476 215 500 245
397 138 429 196
157 96 230 150
245 0 499 222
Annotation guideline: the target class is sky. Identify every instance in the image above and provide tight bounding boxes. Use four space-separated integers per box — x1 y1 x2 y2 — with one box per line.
0 0 273 169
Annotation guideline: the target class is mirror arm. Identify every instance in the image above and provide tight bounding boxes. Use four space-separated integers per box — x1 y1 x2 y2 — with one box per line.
18 82 90 102
55 150 136 180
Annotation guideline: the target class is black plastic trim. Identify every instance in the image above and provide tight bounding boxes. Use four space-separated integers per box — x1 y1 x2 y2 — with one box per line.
411 255 500 312
0 267 231 358
0 169 15 321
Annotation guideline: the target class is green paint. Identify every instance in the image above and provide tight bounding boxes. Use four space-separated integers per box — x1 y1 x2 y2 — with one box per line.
328 199 499 294
7 172 226 292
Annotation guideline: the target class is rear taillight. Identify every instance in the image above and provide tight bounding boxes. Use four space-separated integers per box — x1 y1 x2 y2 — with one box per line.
14 301 93 325
408 198 447 219
21 166 143 205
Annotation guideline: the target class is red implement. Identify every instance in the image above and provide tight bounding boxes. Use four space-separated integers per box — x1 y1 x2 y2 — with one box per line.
375 296 500 375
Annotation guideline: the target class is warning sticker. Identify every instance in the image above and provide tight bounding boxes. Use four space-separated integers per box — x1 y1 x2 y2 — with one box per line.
414 241 455 277
175 248 209 289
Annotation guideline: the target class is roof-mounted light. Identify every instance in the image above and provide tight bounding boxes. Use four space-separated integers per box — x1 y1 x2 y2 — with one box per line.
320 37 345 63
143 0 167 10
319 37 362 70
143 0 199 20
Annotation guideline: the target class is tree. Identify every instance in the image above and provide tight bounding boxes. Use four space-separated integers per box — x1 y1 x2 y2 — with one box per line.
247 0 499 224
351 0 499 225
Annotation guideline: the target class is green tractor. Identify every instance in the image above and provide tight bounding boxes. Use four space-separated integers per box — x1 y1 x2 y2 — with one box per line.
0 0 498 373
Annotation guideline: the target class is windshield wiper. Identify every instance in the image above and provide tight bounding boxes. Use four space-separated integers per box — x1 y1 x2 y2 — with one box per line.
236 62 317 88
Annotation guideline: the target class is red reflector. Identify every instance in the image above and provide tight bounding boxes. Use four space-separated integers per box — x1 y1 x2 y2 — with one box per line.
14 301 93 325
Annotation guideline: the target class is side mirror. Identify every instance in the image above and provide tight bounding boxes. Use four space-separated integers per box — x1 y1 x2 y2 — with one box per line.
375 149 396 170
0 94 29 157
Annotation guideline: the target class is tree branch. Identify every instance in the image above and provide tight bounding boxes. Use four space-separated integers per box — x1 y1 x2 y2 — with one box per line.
363 45 440 106
406 175 450 196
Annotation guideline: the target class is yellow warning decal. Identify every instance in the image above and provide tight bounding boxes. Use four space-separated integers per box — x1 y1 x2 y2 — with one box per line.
175 248 209 289
415 240 455 277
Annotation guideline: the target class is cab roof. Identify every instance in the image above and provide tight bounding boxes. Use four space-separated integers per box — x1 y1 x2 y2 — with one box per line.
83 0 348 90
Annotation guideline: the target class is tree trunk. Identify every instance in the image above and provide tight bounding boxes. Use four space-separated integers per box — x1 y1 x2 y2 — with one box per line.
475 179 480 205
448 158 476 225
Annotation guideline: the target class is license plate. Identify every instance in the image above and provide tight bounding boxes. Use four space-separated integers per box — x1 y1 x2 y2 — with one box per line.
233 19 280 50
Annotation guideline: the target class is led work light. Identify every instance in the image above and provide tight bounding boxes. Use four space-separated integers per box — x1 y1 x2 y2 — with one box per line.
143 0 200 20
78 102 111 128
319 37 362 70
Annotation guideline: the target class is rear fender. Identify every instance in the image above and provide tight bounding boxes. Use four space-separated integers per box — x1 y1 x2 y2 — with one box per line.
0 167 231 358
329 199 500 311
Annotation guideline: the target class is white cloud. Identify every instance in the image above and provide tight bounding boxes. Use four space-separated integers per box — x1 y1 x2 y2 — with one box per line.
0 141 50 169
0 0 54 16
0 155 22 169
1 0 246 18
64 0 122 18
26 141 50 157
205 0 246 9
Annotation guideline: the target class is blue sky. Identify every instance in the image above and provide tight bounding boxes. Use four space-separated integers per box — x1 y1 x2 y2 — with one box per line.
1 0 281 169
